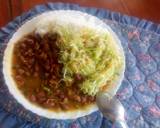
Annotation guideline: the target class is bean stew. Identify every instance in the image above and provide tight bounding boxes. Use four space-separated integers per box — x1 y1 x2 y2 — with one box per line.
12 32 95 111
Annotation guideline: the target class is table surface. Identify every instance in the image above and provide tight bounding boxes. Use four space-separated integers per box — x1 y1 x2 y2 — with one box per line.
0 0 160 28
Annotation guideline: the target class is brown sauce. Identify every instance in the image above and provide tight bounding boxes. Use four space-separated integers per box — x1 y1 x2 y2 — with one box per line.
12 32 95 111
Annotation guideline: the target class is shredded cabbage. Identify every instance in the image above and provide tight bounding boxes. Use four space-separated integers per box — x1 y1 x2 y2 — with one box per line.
54 25 123 96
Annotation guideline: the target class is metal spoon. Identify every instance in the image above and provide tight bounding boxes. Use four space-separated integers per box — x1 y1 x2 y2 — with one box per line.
96 92 128 128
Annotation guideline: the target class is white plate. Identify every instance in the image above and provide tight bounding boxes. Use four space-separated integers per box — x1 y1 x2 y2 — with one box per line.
2 10 125 119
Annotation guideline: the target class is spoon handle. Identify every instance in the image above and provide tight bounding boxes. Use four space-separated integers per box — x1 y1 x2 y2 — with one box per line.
119 121 128 128
113 120 128 128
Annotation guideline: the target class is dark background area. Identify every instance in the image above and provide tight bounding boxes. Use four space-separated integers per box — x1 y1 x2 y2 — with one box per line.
0 0 160 27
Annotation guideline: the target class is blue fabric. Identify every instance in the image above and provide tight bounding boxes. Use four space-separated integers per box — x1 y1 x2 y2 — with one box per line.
0 2 160 128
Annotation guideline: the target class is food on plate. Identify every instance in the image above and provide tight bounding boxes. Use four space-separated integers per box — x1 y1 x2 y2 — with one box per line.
12 22 124 111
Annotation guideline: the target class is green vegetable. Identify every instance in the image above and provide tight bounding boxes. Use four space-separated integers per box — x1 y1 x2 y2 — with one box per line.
53 25 123 96
80 60 115 95
42 85 52 95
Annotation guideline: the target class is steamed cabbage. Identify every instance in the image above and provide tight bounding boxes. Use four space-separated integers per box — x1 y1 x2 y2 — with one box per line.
49 24 123 96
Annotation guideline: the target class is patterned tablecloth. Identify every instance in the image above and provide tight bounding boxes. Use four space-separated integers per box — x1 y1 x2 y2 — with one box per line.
0 3 160 128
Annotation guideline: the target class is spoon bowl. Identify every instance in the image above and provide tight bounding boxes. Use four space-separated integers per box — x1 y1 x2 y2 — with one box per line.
96 92 128 128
